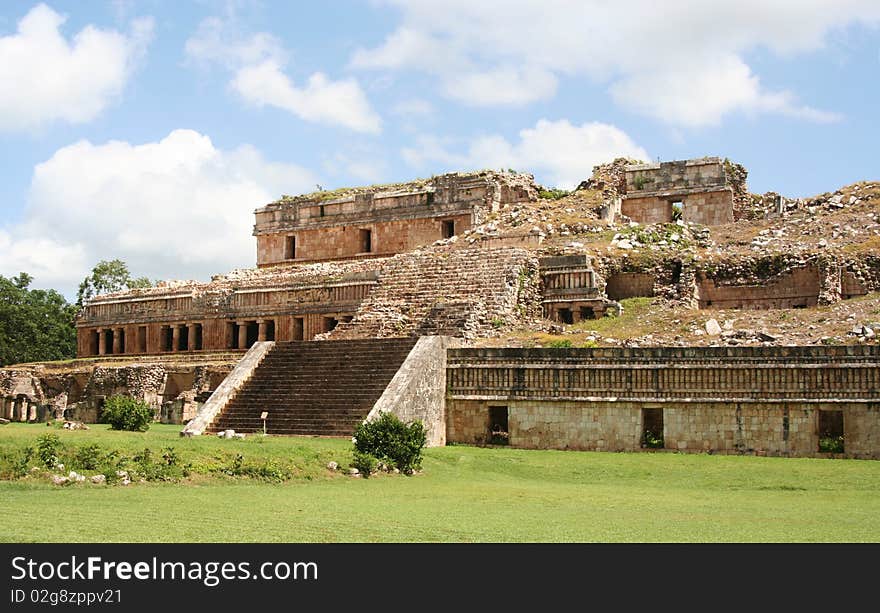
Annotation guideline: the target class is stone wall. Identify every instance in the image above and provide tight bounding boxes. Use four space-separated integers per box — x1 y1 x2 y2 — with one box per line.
328 246 542 340
364 336 448 446
0 353 237 425
621 158 737 226
621 190 734 226
256 214 473 264
605 272 655 301
76 260 383 356
446 346 880 458
253 171 538 265
697 264 820 309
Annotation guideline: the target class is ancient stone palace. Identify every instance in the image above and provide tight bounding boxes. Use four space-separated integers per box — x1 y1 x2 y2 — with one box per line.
3 157 879 459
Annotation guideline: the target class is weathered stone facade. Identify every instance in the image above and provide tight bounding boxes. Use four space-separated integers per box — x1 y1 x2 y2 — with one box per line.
446 346 880 458
253 171 538 266
621 158 738 226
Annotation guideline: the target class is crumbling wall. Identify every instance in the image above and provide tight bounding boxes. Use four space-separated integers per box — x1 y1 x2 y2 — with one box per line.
327 246 542 340
0 357 236 424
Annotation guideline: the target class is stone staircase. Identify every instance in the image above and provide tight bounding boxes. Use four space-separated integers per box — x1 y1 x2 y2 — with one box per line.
328 246 541 340
206 338 417 436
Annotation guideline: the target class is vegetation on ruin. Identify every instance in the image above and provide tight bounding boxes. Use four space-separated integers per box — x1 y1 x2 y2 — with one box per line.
76 259 151 306
0 423 879 542
0 272 76 367
538 188 571 200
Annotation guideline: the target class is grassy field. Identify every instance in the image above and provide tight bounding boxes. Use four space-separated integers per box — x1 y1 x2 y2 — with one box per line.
1 423 879 542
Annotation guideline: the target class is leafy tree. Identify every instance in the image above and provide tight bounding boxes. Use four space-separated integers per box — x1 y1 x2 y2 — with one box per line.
0 273 76 366
77 259 151 306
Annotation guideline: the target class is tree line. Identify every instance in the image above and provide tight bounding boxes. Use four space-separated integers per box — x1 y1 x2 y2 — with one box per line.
0 260 151 367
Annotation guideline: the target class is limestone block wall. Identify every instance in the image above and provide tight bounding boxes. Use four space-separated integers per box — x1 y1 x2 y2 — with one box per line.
253 171 538 265
0 354 238 425
364 336 448 446
625 158 728 194
446 346 880 458
697 265 820 309
621 189 734 226
605 272 655 301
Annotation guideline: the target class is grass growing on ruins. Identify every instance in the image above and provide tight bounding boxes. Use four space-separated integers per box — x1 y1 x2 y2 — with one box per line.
1 423 879 542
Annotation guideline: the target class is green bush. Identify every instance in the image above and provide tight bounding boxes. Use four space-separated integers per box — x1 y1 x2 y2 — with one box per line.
0 447 33 479
216 453 290 482
36 433 62 468
819 436 844 454
73 444 104 470
538 188 570 200
351 451 378 478
101 395 154 432
353 412 426 474
545 339 573 348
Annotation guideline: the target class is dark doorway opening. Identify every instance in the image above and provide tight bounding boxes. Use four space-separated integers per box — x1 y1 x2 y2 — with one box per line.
229 322 239 349
442 219 455 239
163 327 173 352
178 326 189 351
285 235 296 260
293 317 304 341
818 410 844 453
89 330 99 356
103 330 114 355
137 326 147 353
193 324 203 350
558 308 574 325
265 320 276 341
323 317 339 333
579 306 596 320
117 329 126 354
359 229 372 253
245 322 259 348
489 405 509 445
642 408 664 449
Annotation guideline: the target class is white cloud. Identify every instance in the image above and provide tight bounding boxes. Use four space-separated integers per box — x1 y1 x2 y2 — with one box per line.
185 16 381 133
0 130 318 296
609 54 843 127
0 3 153 131
402 119 649 189
352 0 880 124
392 98 434 117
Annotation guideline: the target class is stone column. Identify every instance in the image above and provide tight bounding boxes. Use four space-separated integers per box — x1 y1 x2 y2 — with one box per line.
17 398 26 422
3 397 12 420
187 324 198 351
257 320 267 342
172 325 181 352
97 328 106 356
113 329 123 354
27 402 37 422
238 321 249 349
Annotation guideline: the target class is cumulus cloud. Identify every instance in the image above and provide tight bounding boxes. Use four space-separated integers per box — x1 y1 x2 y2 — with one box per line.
402 118 649 189
0 3 153 131
352 0 880 124
185 16 381 133
0 130 318 296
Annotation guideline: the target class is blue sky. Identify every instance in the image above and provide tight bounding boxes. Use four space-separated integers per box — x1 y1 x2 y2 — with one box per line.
0 1 878 298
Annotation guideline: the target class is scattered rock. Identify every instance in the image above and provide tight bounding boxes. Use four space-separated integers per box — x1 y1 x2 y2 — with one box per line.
51 475 68 486
347 467 360 476
705 319 722 336
90 474 106 485
326 461 338 471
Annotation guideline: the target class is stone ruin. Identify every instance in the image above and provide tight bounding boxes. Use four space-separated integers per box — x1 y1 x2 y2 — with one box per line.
2 158 878 459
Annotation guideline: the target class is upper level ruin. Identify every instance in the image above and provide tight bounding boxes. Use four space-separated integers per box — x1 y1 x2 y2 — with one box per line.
620 157 745 226
253 171 538 266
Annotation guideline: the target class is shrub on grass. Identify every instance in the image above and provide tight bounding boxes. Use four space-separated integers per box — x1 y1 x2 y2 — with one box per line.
352 412 426 473
101 396 154 432
36 433 62 468
351 451 378 478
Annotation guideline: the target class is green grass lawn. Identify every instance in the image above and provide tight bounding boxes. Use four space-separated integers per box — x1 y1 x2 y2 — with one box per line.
1 423 879 542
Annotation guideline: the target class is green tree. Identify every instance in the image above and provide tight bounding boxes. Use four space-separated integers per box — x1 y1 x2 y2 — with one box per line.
77 259 151 306
0 272 76 366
